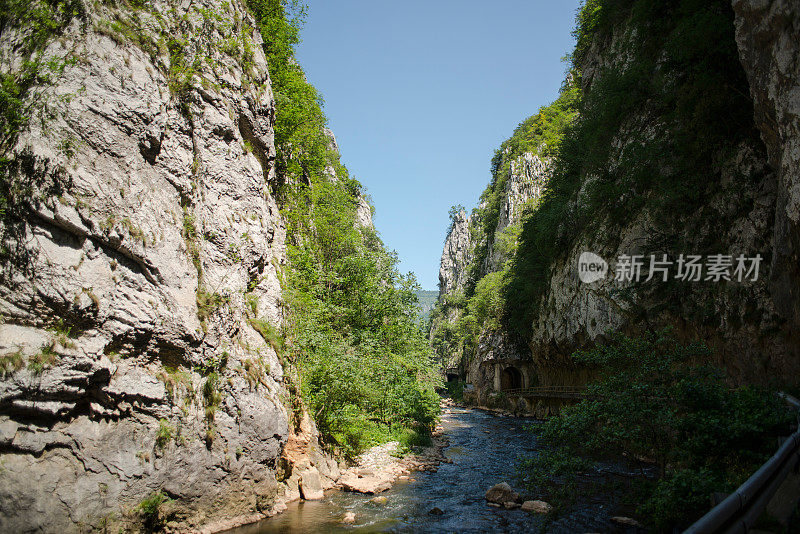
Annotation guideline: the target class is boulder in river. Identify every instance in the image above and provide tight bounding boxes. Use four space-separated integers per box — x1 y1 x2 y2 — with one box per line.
611 516 643 528
299 467 324 500
429 507 444 515
339 473 392 494
484 482 520 504
521 500 553 514
342 512 356 524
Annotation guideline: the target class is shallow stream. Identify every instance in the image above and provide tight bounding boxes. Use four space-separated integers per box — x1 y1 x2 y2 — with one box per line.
227 405 623 533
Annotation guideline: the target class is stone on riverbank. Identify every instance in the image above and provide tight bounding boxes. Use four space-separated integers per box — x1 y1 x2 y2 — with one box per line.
485 482 520 505
611 516 643 528
299 467 324 500
521 500 552 514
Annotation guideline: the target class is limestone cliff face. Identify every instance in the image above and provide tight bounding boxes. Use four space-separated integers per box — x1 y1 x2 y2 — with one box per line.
431 153 546 376
438 208 472 296
0 1 335 531
435 0 800 403
486 152 549 272
522 0 800 385
732 0 800 353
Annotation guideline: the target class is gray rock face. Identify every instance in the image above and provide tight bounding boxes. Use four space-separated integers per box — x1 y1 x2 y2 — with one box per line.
732 0 800 359
487 152 549 271
433 154 546 376
463 4 800 392
437 1 800 394
438 208 473 295
0 1 334 531
518 1 800 384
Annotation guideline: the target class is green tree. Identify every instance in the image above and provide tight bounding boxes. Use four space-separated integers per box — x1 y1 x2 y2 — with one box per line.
524 331 793 531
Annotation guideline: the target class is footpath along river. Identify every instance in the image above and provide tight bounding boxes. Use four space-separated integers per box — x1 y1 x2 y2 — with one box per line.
225 404 626 533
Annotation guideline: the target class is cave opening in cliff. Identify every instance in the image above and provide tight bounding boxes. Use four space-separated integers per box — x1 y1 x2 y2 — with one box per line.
500 366 523 390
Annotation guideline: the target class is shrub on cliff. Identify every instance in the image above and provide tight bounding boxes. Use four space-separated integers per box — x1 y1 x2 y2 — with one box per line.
522 331 794 531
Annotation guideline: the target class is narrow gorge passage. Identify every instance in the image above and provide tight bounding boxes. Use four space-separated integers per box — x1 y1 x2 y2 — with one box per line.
227 405 621 534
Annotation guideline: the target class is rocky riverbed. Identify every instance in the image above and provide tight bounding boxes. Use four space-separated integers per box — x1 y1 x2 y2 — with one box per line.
222 402 633 533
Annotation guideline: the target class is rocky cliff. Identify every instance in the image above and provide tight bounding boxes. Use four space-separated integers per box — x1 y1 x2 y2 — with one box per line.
516 0 800 385
437 209 472 296
430 146 551 386
433 0 800 406
0 1 336 531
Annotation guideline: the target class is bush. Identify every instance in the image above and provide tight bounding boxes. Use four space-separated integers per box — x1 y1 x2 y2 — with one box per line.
522 331 794 531
444 380 465 401
137 490 170 532
155 419 174 450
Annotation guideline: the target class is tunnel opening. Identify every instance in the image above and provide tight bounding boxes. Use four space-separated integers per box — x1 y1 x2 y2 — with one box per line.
500 366 522 390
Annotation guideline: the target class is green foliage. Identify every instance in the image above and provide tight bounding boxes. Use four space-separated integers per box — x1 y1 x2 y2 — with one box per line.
469 85 580 287
523 331 794 531
243 0 441 457
28 343 57 374
504 0 762 339
444 204 465 240
137 490 170 531
429 79 579 364
0 0 85 266
0 349 24 376
248 317 284 355
240 356 268 389
196 288 227 324
444 380 465 401
157 366 192 403
201 371 222 446
155 418 174 449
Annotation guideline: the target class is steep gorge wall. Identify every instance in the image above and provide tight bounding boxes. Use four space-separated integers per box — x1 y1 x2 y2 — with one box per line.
0 1 336 531
431 149 549 389
522 0 800 385
434 0 800 404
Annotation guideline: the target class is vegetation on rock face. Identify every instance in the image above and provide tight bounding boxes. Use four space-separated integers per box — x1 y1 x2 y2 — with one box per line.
428 82 579 365
523 331 794 531
0 0 85 271
503 0 763 339
247 0 440 457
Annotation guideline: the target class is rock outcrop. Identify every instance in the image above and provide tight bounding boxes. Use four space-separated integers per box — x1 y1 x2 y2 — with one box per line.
0 1 334 531
487 152 549 271
521 0 800 383
731 0 800 356
433 0 800 405
431 151 548 392
438 208 473 296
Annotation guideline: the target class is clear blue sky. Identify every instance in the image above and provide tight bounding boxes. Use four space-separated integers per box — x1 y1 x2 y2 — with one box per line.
295 1 581 290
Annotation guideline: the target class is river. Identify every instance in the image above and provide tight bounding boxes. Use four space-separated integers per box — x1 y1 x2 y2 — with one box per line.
226 405 621 533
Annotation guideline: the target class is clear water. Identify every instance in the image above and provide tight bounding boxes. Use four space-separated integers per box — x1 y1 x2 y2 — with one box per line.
225 406 621 533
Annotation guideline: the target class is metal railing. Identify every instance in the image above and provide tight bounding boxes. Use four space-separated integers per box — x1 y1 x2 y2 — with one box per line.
683 394 800 534
501 385 586 399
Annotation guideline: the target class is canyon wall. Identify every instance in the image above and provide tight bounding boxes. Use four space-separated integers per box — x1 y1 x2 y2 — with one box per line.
0 1 336 531
432 0 800 407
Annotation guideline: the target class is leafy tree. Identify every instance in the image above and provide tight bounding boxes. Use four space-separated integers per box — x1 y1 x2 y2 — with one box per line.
523 331 793 531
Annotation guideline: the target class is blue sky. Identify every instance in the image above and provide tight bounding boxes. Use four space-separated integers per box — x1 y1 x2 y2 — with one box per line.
296 1 582 289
